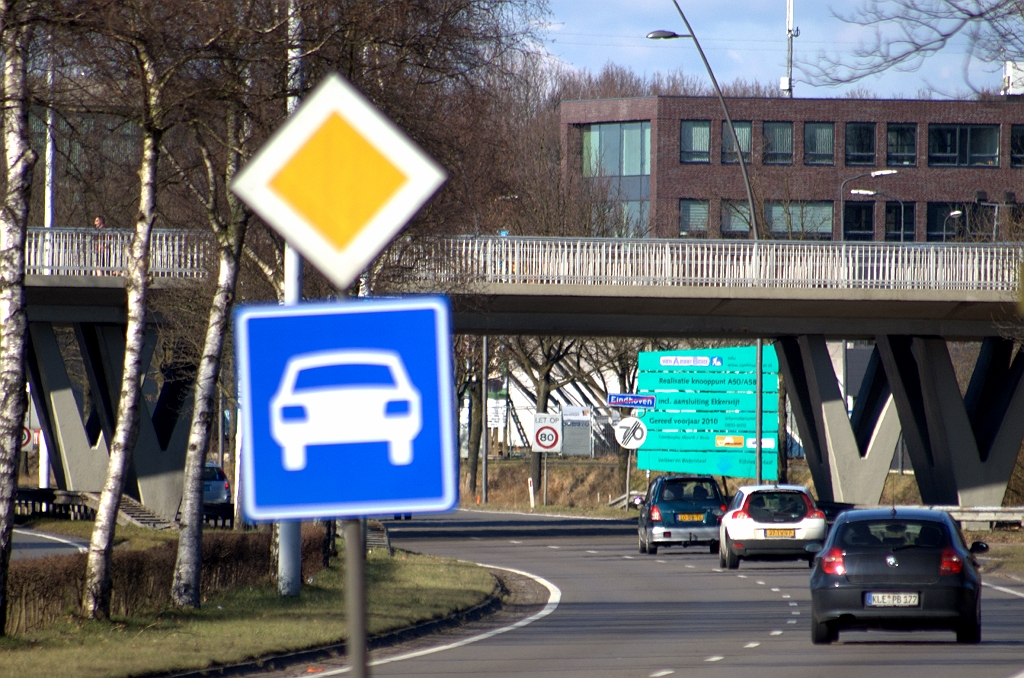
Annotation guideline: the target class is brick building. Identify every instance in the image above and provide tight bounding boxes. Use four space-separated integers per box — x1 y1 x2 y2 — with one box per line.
560 96 1024 241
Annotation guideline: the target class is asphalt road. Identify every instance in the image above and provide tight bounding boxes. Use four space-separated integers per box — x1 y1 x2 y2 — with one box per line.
359 509 1024 678
11 527 88 560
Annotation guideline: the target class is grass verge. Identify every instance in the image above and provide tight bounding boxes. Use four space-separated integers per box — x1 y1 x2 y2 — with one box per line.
0 549 495 678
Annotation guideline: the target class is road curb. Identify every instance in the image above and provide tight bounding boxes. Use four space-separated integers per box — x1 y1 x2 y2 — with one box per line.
154 571 508 678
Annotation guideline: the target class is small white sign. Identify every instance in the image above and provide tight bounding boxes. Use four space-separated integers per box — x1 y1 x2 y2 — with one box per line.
532 413 563 453
614 417 647 450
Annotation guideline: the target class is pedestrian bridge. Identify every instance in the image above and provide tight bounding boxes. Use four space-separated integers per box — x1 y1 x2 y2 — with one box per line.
22 228 1024 513
25 228 1020 337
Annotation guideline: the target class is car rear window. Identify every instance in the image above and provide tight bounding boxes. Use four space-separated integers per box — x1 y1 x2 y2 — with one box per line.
746 491 808 522
835 520 949 549
203 467 226 481
294 364 395 390
658 479 719 502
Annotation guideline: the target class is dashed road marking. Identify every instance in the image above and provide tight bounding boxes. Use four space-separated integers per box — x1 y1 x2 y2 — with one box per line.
685 564 695 569
787 619 797 624
548 545 560 549
789 602 798 607
737 575 748 579
791 611 801 615
624 555 634 559
771 588 780 592
770 630 783 636
510 540 522 544
657 559 667 563
744 642 761 648
650 671 675 677
586 550 599 554
782 594 791 599
756 581 766 585
712 568 723 572
705 656 724 662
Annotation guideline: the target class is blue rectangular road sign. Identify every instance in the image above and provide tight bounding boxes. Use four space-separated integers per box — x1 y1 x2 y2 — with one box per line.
607 393 657 409
235 296 458 521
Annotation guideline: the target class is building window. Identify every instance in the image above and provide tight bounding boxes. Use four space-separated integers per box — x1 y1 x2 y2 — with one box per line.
580 121 651 236
804 122 834 165
763 122 793 164
887 123 916 166
927 124 999 167
926 202 995 241
721 200 751 237
765 201 833 240
722 121 751 164
843 202 874 240
885 202 915 242
1012 125 1024 168
680 120 710 163
679 199 709 237
845 122 876 166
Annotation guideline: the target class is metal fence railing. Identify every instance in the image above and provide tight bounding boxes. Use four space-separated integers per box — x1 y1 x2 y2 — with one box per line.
395 236 1023 294
26 227 211 278
24 229 1024 295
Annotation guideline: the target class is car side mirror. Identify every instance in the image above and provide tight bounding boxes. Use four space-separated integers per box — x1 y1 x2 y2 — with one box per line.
630 495 644 509
804 542 823 553
969 541 989 554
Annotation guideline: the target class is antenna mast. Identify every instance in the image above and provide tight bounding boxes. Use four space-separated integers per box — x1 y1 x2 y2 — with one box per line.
782 0 799 97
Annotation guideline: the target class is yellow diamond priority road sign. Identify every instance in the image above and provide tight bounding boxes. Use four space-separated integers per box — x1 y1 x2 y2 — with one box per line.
231 74 447 289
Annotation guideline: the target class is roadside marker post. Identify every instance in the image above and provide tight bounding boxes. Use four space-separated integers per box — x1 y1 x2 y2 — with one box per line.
231 72 449 678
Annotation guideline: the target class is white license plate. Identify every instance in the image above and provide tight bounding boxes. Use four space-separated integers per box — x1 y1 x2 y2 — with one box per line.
865 592 919 607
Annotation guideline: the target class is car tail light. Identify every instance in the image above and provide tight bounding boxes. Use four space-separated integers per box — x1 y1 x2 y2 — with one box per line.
732 510 751 520
650 505 662 522
720 504 727 512
800 493 825 520
821 547 846 575
940 547 963 575
224 481 230 491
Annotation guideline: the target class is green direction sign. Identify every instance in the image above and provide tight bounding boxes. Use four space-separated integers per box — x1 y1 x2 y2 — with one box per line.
640 411 779 432
638 345 779 373
638 449 778 481
641 391 778 413
638 372 779 392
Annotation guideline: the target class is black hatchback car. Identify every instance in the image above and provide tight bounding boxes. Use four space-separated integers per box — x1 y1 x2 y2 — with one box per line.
809 508 988 644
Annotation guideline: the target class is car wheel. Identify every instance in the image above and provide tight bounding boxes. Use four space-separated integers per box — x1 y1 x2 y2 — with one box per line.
808 557 815 569
724 535 739 570
956 597 982 644
647 539 658 555
638 532 647 554
811 610 837 645
709 540 720 555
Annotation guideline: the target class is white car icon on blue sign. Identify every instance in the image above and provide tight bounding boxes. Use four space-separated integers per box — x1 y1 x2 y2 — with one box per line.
269 349 422 471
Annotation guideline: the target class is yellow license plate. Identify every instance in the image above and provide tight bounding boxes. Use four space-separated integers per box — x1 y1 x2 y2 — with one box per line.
677 513 704 522
765 529 795 538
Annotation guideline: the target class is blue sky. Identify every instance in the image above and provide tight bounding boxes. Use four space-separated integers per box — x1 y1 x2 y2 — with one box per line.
542 0 1002 98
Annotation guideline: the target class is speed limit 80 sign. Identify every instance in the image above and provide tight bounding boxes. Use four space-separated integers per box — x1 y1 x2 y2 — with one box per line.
532 413 563 453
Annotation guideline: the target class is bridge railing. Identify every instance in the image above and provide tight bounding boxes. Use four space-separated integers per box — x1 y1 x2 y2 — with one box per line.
400 236 1023 293
26 227 210 278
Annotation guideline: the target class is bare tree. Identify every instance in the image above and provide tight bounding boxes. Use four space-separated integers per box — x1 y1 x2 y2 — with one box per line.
0 0 38 637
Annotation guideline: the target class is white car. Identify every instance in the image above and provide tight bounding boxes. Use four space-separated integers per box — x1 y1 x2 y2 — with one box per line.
719 484 827 569
270 349 422 471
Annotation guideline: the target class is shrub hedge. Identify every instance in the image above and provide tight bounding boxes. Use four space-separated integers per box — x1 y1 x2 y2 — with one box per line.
6 525 327 635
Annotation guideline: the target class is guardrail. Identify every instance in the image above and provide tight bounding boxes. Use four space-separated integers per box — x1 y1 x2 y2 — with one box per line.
24 229 1024 295
399 236 1023 293
26 227 210 278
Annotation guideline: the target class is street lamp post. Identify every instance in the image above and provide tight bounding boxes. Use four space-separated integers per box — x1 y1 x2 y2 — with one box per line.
943 209 963 243
648 1 767 482
850 188 906 242
839 169 898 240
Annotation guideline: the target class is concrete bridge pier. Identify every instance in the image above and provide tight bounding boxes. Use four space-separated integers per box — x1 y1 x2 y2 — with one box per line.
776 336 899 505
26 320 194 521
876 335 1024 508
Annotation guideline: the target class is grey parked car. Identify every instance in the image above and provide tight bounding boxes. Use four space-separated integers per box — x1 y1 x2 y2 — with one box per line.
203 464 231 504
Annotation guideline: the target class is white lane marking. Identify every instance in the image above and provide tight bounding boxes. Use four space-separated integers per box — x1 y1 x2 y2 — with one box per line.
770 630 783 636
685 565 695 569
1003 669 1024 678
470 537 481 541
787 620 797 624
547 545 560 549
756 581 766 585
782 594 791 599
656 559 667 563
712 568 723 573
318 564 561 676
983 582 1024 599
744 642 761 648
650 671 675 677
586 550 599 554
771 588 780 592
624 555 634 560
13 528 88 553
789 602 798 607
457 508 618 522
791 611 800 615
737 575 748 579
705 656 724 662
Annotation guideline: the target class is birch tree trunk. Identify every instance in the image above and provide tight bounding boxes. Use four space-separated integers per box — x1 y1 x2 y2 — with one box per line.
82 70 162 618
172 110 248 608
0 10 36 636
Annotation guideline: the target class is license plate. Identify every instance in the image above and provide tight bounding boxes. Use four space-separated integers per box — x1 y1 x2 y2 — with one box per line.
865 592 919 607
677 513 704 522
765 529 795 538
